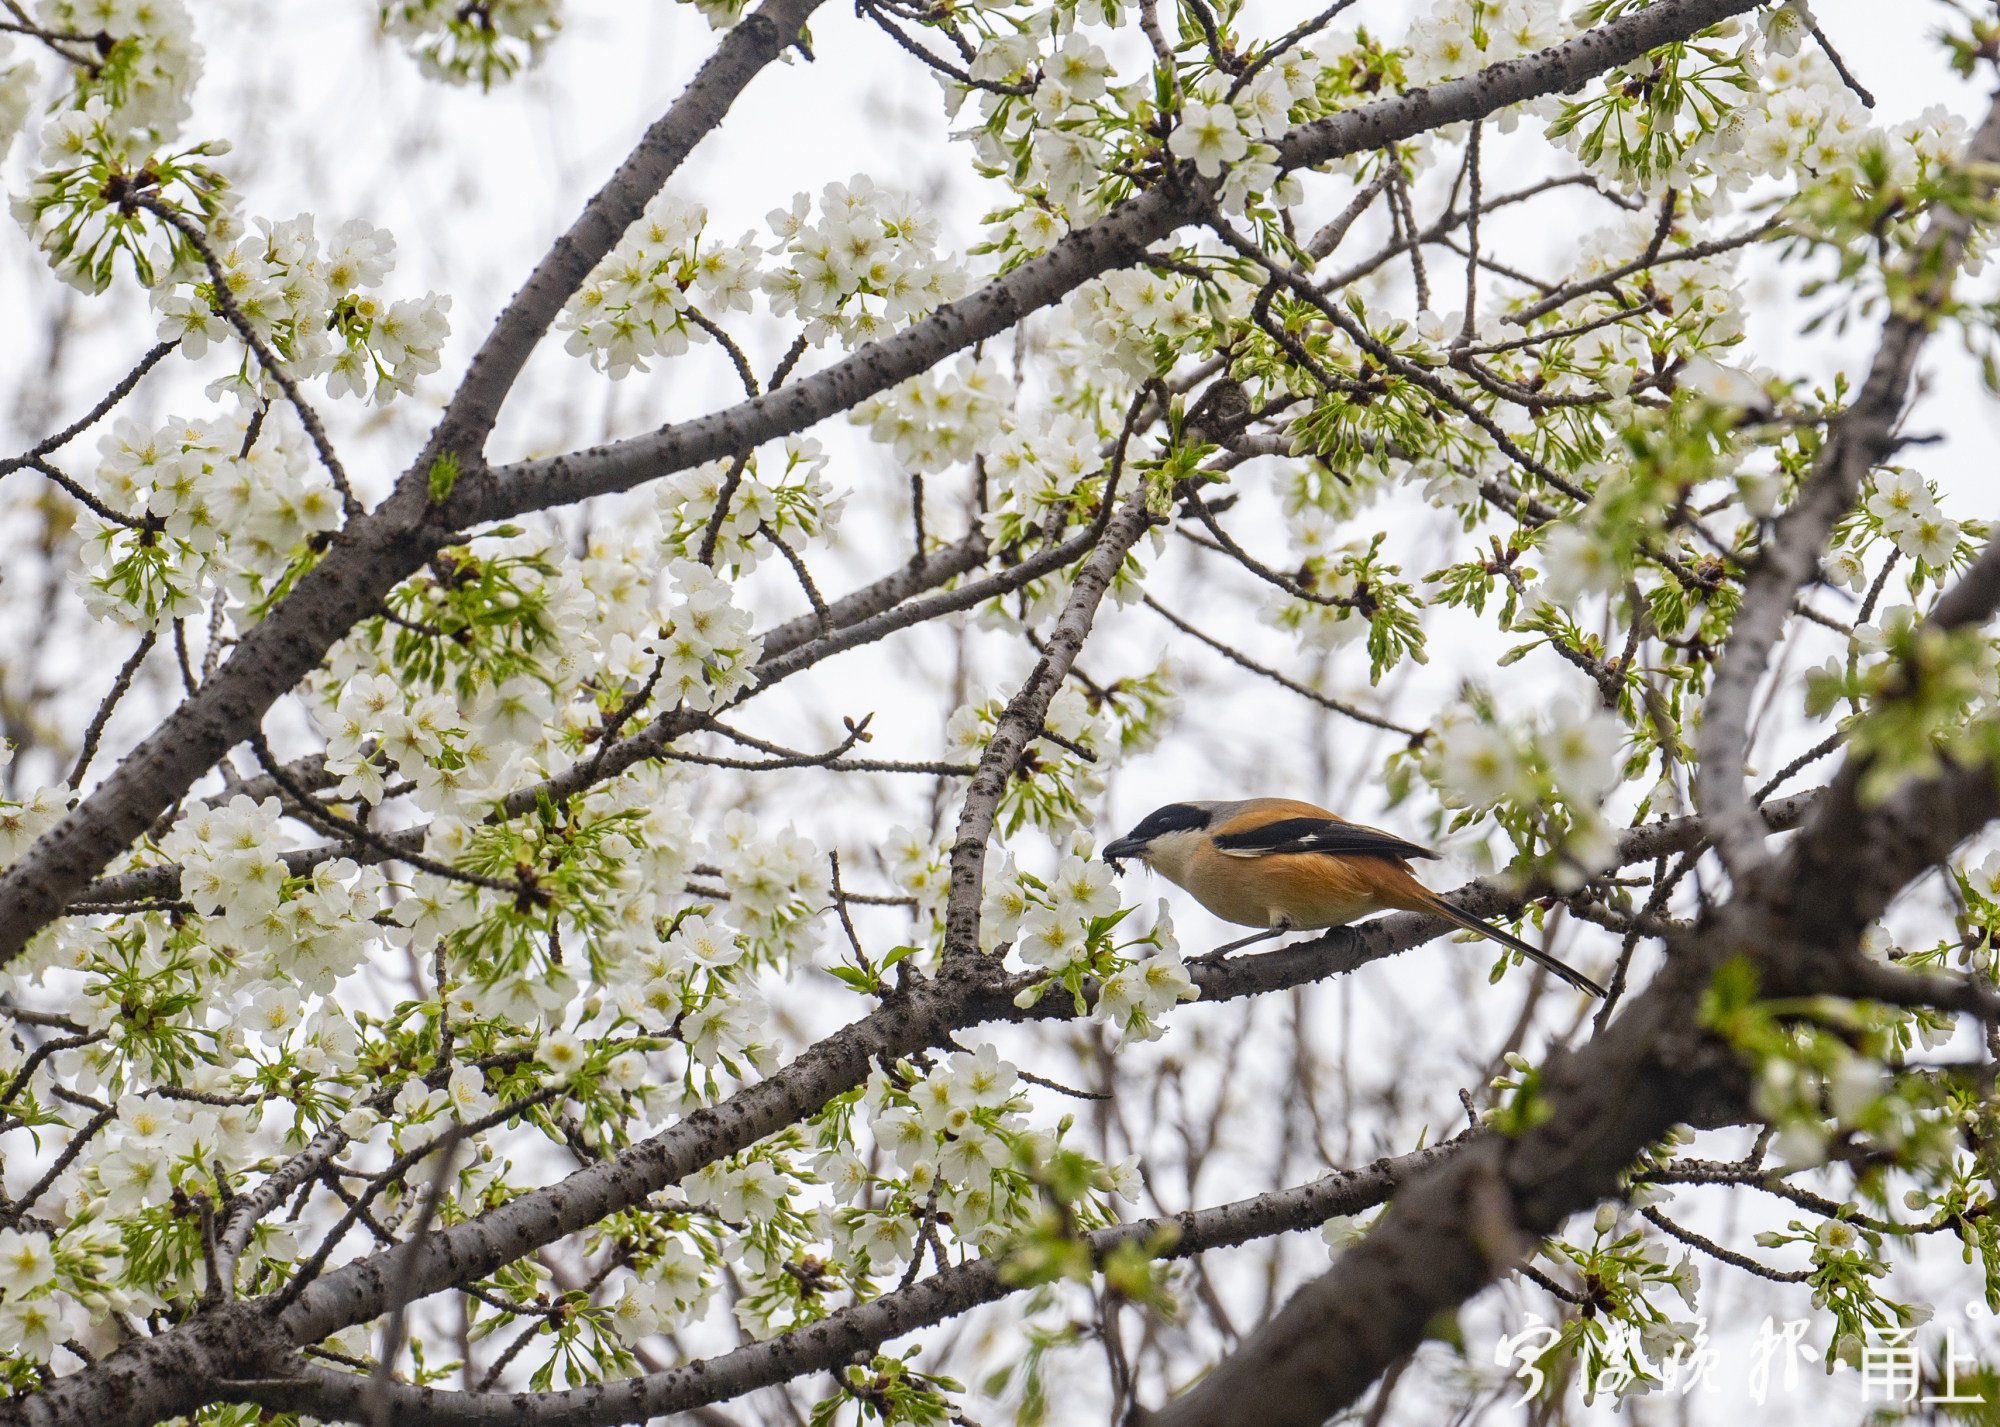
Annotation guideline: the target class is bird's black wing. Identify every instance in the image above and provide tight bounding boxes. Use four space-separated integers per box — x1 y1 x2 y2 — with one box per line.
1210 816 1438 862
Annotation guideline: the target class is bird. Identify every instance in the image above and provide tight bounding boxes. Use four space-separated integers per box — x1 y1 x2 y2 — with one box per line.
1100 797 1605 997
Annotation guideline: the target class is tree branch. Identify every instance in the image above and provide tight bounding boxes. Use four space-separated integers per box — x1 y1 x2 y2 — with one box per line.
1695 95 2000 892
246 1135 1478 1427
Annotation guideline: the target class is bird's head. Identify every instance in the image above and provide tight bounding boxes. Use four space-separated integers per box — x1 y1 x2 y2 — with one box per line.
1101 801 1222 878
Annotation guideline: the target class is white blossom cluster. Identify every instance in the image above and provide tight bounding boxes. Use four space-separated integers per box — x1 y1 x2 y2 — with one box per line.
12 95 231 293
556 193 760 379
635 1043 1140 1341
951 30 1120 214
0 741 67 865
0 745 850 1364
0 37 35 157
76 405 340 625
379 0 561 88
862 1047 1032 1232
0 1228 90 1363
881 823 952 925
1549 217 1748 397
37 0 204 139
1067 269 1204 379
849 355 1010 475
704 810 830 969
153 212 450 406
1438 698 1622 812
605 909 773 1079
652 557 764 709
762 175 968 349
12 12 450 413
162 795 283 943
961 15 1325 236
1536 7 1968 207
607 1239 711 1345
1432 697 1625 886
1854 469 1967 574
316 676 473 811
1811 601 2000 744
985 850 1194 1043
858 1045 1139 1249
1170 66 1314 215
944 685 1108 834
1401 0 1565 92
655 437 845 575
16 105 449 403
977 408 1109 547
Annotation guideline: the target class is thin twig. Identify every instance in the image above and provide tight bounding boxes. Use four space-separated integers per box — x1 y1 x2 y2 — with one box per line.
1857 547 1901 626
269 1086 562 1315
1389 156 1429 311
132 197 362 520
1450 121 1482 354
1641 1205 1809 1283
247 733 534 902
767 334 810 390
1808 22 1874 108
1175 486 1372 610
0 1031 104 1112
1142 595 1422 738
697 452 752 567
582 655 667 785
1305 168 1394 262
473 1316 546 1393
685 308 760 398
1752 731 1845 804
172 618 198 696
827 852 876 984
1504 216 1776 327
370 1128 465 1427
0 1103 116 1231
0 340 178 474
1226 0 1360 100
1516 1262 1585 1303
858 0 1032 95
759 521 831 630
70 629 157 789
23 455 145 527
1017 1069 1111 1101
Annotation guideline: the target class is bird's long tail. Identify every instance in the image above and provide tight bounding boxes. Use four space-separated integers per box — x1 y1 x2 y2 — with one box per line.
1418 893 1606 998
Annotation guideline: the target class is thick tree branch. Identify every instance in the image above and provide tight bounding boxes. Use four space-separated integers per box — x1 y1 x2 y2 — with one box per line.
0 0 831 970
245 1135 1476 1427
457 0 1763 526
2 790 1820 1427
1696 96 2000 891
1145 524 2000 1427
941 433 1155 964
431 0 821 460
0 0 1763 972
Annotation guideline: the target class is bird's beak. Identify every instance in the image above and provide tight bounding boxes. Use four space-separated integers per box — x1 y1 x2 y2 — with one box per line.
1101 835 1148 865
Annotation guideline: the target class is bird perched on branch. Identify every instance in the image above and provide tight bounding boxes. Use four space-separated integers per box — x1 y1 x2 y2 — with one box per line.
1101 797 1605 997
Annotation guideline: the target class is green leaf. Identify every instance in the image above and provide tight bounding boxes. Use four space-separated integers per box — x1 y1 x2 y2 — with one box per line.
827 966 878 992
428 452 461 505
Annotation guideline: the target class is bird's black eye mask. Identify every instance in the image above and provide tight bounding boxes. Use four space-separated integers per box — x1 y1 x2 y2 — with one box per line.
1102 803 1211 870
1133 803 1212 838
